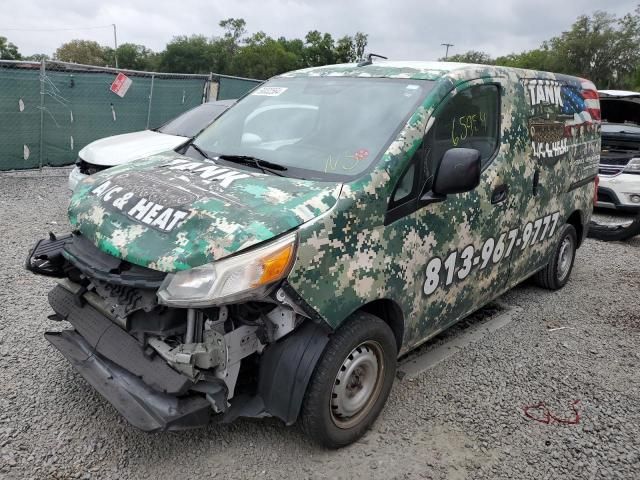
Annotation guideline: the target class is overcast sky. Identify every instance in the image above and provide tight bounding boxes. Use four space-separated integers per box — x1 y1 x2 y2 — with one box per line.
2 0 638 61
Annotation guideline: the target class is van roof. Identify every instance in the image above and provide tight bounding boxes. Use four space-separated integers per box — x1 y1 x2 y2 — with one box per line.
279 60 592 86
280 60 475 81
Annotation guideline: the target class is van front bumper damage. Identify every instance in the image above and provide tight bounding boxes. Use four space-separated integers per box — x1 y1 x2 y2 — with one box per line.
29 233 330 432
46 284 213 431
46 330 212 431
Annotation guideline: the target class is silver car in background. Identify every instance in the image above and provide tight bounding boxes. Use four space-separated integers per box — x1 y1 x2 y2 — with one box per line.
69 99 235 190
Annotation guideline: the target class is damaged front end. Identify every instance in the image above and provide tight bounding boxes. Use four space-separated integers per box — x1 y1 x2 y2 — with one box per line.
26 233 329 432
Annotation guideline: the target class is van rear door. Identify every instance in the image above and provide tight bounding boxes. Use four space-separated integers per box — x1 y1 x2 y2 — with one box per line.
508 77 600 284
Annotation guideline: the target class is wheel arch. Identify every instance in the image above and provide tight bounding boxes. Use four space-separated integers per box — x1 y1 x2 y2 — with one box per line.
566 209 585 247
357 298 405 353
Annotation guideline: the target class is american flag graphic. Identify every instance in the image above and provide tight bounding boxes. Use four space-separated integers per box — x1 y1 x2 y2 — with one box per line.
561 79 600 134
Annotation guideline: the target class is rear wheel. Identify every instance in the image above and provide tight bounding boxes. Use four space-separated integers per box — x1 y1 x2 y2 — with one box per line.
534 224 577 290
300 312 397 448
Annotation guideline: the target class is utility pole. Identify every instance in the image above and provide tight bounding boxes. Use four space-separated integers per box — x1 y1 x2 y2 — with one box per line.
441 43 454 60
113 24 118 69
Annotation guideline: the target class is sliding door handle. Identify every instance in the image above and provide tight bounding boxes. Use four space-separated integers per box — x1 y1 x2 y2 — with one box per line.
491 184 509 204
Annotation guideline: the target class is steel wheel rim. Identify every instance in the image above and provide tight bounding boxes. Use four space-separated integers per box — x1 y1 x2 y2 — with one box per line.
557 236 574 281
330 341 385 429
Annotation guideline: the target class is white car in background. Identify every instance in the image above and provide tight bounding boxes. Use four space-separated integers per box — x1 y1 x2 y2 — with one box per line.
68 99 235 190
597 90 640 211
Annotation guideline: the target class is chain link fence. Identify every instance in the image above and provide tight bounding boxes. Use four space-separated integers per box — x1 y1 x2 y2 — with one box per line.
0 60 262 171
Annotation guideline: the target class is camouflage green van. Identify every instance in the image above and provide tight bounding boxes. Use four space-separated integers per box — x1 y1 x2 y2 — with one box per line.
27 60 600 448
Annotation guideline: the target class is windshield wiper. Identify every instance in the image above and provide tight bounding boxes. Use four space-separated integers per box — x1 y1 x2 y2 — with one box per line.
216 155 288 177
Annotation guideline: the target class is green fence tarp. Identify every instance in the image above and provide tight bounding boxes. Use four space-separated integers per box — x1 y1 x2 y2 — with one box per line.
0 67 42 169
218 76 261 100
0 63 261 171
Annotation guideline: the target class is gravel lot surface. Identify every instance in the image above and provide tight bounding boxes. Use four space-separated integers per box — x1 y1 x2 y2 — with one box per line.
1 171 639 480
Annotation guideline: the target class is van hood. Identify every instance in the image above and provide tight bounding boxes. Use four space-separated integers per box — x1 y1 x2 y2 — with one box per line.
68 152 340 272
79 130 189 167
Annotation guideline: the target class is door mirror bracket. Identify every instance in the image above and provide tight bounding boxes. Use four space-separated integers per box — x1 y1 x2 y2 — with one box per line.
419 190 447 205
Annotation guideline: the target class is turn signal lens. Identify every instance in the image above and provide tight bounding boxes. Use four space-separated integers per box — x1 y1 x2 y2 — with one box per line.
257 243 296 286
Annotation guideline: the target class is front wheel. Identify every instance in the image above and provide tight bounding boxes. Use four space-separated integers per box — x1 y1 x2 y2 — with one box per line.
300 312 397 448
534 224 577 290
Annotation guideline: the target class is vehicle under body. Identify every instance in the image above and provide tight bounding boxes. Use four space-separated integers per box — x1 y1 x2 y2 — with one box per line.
28 232 330 431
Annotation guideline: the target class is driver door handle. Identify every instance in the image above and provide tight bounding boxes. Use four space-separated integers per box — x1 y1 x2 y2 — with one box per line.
491 184 509 205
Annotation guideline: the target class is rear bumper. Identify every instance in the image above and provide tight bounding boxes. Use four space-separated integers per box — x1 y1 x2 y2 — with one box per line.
46 330 211 431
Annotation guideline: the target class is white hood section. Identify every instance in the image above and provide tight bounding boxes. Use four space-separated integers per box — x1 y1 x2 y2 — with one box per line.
78 130 188 167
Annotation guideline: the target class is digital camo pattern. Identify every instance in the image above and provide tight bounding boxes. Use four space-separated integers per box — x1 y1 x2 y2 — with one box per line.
68 152 339 271
66 62 599 354
286 63 599 353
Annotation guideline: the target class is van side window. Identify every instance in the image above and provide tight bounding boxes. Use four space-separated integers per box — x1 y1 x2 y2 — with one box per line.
384 143 425 225
432 84 500 169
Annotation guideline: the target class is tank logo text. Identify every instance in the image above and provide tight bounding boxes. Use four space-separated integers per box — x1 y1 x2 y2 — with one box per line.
524 79 564 107
165 159 251 188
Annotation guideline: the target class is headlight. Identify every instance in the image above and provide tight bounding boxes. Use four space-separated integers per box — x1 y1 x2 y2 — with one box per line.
157 232 297 307
624 158 640 174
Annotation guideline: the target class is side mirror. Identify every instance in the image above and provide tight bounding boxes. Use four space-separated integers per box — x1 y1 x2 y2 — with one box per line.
421 148 481 204
434 148 481 195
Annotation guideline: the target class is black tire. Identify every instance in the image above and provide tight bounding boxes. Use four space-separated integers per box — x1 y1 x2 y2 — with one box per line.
587 214 640 242
534 224 577 290
300 312 397 449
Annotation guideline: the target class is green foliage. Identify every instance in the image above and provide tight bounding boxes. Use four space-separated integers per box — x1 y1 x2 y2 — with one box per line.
54 40 109 66
23 53 50 62
544 10 640 89
495 48 555 70
7 8 640 89
441 7 640 89
116 43 156 70
154 19 367 78
303 30 337 66
0 36 21 60
159 35 215 74
441 50 494 64
227 32 299 78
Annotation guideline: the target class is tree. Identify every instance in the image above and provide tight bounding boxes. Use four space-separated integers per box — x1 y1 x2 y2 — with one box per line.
545 10 640 88
228 32 299 79
0 36 21 60
220 18 247 45
441 50 494 64
54 40 108 65
494 9 640 89
353 32 368 60
48 19 371 77
495 48 555 70
159 35 215 73
335 36 355 63
23 53 50 62
277 37 305 69
303 31 336 67
116 43 155 70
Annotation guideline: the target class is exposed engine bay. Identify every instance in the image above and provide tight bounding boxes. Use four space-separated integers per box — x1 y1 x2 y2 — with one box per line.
26 232 329 431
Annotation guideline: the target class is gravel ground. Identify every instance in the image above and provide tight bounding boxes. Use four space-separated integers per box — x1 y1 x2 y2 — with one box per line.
1 171 639 480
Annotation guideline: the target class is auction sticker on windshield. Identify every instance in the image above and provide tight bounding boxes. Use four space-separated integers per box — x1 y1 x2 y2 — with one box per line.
251 86 288 96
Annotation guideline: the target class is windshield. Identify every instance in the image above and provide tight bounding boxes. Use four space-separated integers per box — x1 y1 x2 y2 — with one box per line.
192 77 433 181
157 103 229 138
